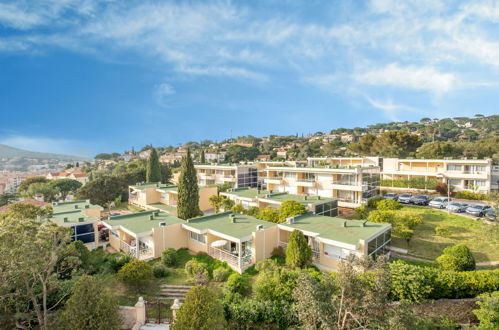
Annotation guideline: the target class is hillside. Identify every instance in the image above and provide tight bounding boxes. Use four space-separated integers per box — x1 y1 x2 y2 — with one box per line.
0 144 87 161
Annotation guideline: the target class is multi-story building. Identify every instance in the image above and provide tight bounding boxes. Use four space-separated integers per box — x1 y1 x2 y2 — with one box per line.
205 152 226 163
46 172 89 185
381 158 494 193
220 188 338 217
160 152 186 164
195 164 258 188
263 163 381 208
128 182 217 215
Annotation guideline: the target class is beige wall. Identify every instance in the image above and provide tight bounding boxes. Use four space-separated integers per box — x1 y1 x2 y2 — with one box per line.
109 232 121 251
82 207 102 219
151 223 188 258
252 226 278 263
199 187 218 211
187 233 208 254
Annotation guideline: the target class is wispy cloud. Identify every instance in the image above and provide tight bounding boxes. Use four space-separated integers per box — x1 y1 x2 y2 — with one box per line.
364 96 421 122
153 83 175 108
0 135 92 157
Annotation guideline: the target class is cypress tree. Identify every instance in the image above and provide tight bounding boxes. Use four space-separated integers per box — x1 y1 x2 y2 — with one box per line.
200 149 206 164
286 229 312 268
177 149 201 219
146 148 161 183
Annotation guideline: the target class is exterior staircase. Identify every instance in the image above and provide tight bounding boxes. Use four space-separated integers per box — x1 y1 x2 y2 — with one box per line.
158 285 192 301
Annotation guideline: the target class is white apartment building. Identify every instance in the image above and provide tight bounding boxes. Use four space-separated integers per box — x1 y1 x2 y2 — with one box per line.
195 164 258 188
205 152 226 163
381 158 495 193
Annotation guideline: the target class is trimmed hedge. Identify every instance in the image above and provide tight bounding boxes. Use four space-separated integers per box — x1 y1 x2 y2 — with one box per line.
390 261 499 303
381 178 440 190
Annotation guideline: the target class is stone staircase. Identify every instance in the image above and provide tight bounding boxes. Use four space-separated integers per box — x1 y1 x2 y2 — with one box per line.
158 285 192 301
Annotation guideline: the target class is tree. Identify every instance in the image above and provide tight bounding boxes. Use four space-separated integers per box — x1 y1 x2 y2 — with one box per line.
348 134 376 155
0 214 72 329
49 179 82 200
172 285 227 330
57 275 121 330
371 131 423 158
26 182 59 202
200 149 206 163
146 147 161 183
209 195 223 213
0 192 17 206
117 260 153 293
177 149 202 219
160 163 173 184
0 202 53 220
435 244 476 271
17 176 49 195
257 207 280 223
278 200 306 223
416 141 458 159
286 230 312 269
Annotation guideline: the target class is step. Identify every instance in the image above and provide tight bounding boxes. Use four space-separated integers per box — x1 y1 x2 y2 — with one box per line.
160 288 190 293
159 284 192 289
158 292 186 298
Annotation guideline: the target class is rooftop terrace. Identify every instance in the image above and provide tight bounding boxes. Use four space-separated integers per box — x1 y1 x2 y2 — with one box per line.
49 210 97 226
52 200 102 214
222 188 334 205
102 210 184 235
130 182 178 191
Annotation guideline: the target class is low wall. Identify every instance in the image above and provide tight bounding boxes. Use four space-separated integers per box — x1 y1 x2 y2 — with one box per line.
119 306 137 330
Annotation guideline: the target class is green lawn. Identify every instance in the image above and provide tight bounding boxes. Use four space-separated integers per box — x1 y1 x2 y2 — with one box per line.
392 206 499 263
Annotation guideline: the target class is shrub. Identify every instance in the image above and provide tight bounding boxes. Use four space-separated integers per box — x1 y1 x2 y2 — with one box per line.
213 267 231 282
473 291 499 329
225 273 252 296
161 248 178 267
376 199 402 211
355 205 372 219
436 182 451 196
454 190 486 201
152 263 170 278
389 261 436 303
367 196 384 208
367 210 396 224
435 244 476 271
271 246 286 258
285 230 312 269
402 212 423 229
278 200 306 223
185 260 209 283
109 253 132 272
117 260 153 292
435 225 451 237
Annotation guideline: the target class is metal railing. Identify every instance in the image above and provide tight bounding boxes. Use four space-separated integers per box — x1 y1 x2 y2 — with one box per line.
208 246 251 269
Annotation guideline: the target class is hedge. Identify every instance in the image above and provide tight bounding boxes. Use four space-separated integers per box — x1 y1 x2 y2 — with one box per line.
389 261 499 303
381 178 440 190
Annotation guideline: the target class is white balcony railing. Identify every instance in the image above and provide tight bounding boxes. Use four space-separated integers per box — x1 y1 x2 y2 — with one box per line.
208 246 252 271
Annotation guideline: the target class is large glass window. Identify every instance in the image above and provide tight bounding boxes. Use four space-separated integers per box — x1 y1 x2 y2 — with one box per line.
71 223 95 244
284 172 296 179
190 232 206 244
367 230 391 259
447 164 462 171
314 201 338 217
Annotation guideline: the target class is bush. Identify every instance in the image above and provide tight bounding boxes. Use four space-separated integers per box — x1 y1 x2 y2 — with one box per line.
435 225 451 237
376 199 402 211
271 246 286 258
225 273 252 296
161 248 178 267
213 267 231 282
435 244 476 271
473 291 499 329
367 210 396 224
117 260 153 292
109 253 132 272
389 261 436 303
381 178 440 190
436 182 451 196
355 205 372 219
185 260 209 283
454 190 486 200
367 196 384 208
152 263 170 278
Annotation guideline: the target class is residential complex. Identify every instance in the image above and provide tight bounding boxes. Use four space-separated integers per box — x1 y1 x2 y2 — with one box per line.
103 210 391 273
128 182 217 215
46 172 89 185
220 188 338 217
195 164 258 188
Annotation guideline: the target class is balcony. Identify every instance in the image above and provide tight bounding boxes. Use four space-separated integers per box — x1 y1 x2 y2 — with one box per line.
295 178 316 187
208 246 252 273
263 176 283 184
222 176 236 182
120 240 154 260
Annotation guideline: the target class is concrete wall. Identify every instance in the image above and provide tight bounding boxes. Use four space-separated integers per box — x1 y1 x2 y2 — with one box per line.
199 187 218 211
252 226 278 263
82 207 102 219
119 306 137 329
151 223 188 258
187 233 208 254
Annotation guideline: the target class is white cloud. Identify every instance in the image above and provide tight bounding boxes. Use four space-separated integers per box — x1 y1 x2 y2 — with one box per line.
153 83 176 108
354 63 459 94
0 135 91 157
364 96 420 121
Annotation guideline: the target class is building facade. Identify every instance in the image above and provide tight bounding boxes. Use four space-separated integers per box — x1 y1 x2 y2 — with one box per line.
195 164 258 188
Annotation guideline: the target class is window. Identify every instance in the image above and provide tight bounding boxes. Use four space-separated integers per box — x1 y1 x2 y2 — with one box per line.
314 201 338 217
71 223 95 244
190 232 206 244
302 173 316 181
448 179 461 186
446 164 462 171
367 230 391 258
323 244 355 260
474 180 486 187
284 172 296 179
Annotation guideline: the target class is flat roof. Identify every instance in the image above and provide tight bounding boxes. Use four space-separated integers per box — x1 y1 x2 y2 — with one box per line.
49 210 97 227
52 200 103 213
130 182 178 191
184 212 276 240
102 210 184 235
279 213 390 246
148 203 177 213
266 165 379 172
221 188 335 206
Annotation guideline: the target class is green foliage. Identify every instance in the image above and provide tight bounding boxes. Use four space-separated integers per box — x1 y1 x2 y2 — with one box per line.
381 177 440 190
48 179 82 200
94 152 120 160
436 244 476 271
454 190 487 200
26 182 59 202
367 196 384 208
278 200 306 223
117 260 153 292
185 260 209 283
232 203 245 214
348 133 376 155
376 199 402 211
152 263 170 278
57 275 121 330
200 149 206 163
177 149 202 219
225 273 252 296
226 145 260 162
0 202 53 220
371 130 423 158
435 225 451 237
473 291 499 329
368 210 421 246
389 261 437 303
355 205 372 219
209 195 222 213
416 141 458 159
213 267 231 282
257 206 280 223
223 298 297 329
271 246 286 258
254 261 300 302
286 230 312 269
146 147 161 183
17 176 48 194
0 192 17 206
172 285 227 330
161 248 178 267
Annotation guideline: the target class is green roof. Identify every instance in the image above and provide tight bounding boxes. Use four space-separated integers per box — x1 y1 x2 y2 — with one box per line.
148 203 177 213
102 210 184 235
49 210 97 227
52 200 102 214
280 213 390 246
130 182 178 191
222 188 335 206
185 212 276 240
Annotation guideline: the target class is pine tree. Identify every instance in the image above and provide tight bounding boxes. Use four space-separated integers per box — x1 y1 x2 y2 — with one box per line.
200 149 206 164
177 149 201 219
146 147 161 183
286 229 312 268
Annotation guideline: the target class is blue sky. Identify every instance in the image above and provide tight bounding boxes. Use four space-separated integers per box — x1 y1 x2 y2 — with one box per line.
1 0 498 157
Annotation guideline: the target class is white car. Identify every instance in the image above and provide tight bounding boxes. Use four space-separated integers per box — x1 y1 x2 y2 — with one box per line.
429 197 451 209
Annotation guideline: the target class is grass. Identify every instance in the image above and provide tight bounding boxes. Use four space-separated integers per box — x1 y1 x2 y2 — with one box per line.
391 206 499 263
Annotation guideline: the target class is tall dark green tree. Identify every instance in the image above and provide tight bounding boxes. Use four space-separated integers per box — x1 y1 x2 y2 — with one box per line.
285 229 312 268
200 149 206 164
177 149 201 219
146 147 161 183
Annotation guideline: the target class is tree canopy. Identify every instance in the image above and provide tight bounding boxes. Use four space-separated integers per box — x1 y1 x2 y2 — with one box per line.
286 229 312 268
177 149 201 219
146 147 161 183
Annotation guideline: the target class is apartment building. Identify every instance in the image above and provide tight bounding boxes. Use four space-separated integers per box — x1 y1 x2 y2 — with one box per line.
220 188 338 217
195 164 258 188
48 200 104 250
205 152 226 163
381 158 495 193
128 182 217 215
263 163 381 208
46 172 89 185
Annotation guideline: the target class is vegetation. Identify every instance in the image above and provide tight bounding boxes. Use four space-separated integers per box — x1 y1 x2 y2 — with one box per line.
380 177 440 190
177 149 202 219
146 147 161 183
435 244 476 271
277 200 306 223
152 263 170 278
48 178 82 200
117 260 153 293
285 229 312 268
161 248 178 266
473 291 499 329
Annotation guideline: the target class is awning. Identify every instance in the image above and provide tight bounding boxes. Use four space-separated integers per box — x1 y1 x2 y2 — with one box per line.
211 240 228 248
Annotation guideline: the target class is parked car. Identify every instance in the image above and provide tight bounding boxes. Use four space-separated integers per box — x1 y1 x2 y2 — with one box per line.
429 197 451 209
446 201 469 213
486 209 496 221
384 193 398 200
410 195 431 205
398 193 412 204
465 204 492 217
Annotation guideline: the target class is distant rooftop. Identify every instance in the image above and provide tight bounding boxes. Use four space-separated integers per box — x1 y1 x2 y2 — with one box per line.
52 200 102 213
50 210 97 227
222 188 334 205
148 203 177 213
102 210 184 235
280 213 390 246
130 182 178 191
185 212 276 240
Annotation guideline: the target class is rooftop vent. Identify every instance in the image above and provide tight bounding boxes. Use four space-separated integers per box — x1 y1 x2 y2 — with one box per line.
154 210 160 216
286 217 295 224
85 205 89 209
230 214 236 223
78 217 84 222
304 195 307 200
159 222 166 227
149 215 154 220
318 196 321 200
256 224 264 231
343 221 347 227
362 221 367 227
52 202 58 206
63 217 68 222
74 205 79 209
